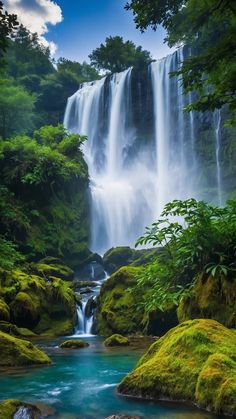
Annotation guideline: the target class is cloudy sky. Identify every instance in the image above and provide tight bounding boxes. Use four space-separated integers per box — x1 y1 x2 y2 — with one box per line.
4 0 174 61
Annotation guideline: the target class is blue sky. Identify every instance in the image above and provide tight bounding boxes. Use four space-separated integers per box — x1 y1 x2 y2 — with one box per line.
51 0 173 62
5 0 174 62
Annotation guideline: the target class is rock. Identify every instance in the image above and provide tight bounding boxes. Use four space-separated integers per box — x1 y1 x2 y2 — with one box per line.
103 246 162 274
0 299 10 322
96 266 144 336
104 334 130 347
96 266 177 337
0 400 41 419
105 416 140 419
79 287 93 294
72 280 97 290
177 272 236 328
0 321 36 338
85 297 97 318
0 269 77 337
60 339 89 349
118 319 236 416
31 260 74 281
0 331 51 366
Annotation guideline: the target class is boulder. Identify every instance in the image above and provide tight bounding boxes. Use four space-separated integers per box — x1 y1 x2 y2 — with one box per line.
0 400 41 419
104 334 130 347
118 319 236 416
60 339 89 349
0 331 51 366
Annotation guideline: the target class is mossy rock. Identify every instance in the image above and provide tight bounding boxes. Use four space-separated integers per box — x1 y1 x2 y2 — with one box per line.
10 292 40 328
0 321 36 338
96 266 144 336
0 331 51 366
104 334 130 347
32 261 74 281
0 299 10 322
0 400 41 419
178 273 236 328
60 339 89 349
0 269 77 336
103 247 161 274
118 319 236 416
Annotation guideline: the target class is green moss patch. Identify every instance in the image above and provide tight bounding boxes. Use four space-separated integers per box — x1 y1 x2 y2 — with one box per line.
60 339 89 349
104 334 130 347
0 299 10 322
118 319 236 416
0 331 51 366
178 273 236 328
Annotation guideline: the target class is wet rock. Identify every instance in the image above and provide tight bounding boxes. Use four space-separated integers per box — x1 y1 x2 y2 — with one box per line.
105 416 141 419
104 334 130 347
60 339 89 349
85 297 97 318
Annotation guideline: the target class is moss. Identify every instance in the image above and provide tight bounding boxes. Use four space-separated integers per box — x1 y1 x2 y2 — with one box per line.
0 321 36 337
178 273 236 328
34 314 74 337
0 299 10 322
31 261 74 281
0 268 77 336
103 246 161 274
10 292 40 328
96 266 144 336
0 400 41 419
118 319 236 416
60 339 89 348
0 331 51 366
104 334 130 347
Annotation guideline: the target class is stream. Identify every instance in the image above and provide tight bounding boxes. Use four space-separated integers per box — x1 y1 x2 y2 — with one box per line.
0 336 224 419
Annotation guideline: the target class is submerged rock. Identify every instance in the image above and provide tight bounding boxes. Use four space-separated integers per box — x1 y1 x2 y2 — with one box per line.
0 331 51 366
118 319 236 416
104 334 130 347
105 416 141 419
60 339 89 349
0 400 41 419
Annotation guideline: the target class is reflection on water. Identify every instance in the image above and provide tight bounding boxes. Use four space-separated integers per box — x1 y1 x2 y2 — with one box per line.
0 337 224 419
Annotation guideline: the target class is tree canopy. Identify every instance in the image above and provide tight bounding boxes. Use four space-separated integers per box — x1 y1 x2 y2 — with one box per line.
0 0 18 66
125 0 236 117
89 36 152 73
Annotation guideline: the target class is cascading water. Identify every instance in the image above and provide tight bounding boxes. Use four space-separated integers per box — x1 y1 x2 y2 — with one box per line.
64 47 224 257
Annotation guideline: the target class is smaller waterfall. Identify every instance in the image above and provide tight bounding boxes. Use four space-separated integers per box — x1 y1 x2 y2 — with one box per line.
73 262 108 337
214 109 223 205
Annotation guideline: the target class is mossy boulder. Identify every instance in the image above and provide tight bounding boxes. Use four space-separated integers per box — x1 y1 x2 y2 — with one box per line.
0 269 77 336
0 331 51 366
60 339 89 349
32 260 74 281
10 292 40 328
96 266 144 336
96 266 178 337
103 247 161 274
178 273 236 328
0 400 41 419
104 334 130 347
118 319 236 416
0 321 36 337
0 298 10 322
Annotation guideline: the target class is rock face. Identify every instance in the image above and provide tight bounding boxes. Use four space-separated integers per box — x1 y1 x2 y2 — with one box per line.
59 339 89 349
118 319 236 416
104 334 130 347
0 331 51 366
178 273 236 328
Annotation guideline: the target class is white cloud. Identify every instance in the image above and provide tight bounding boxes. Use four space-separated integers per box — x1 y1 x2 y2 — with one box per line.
4 0 63 55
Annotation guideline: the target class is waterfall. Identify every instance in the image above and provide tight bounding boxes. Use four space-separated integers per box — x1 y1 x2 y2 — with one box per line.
64 48 224 254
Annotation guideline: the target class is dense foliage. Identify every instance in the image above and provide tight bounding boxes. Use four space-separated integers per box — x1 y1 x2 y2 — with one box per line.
89 36 152 73
0 0 18 66
0 125 89 269
125 0 236 117
134 199 236 311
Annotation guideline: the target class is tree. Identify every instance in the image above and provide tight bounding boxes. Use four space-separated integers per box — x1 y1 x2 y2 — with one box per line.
125 0 236 117
0 80 35 138
89 36 152 73
0 0 18 66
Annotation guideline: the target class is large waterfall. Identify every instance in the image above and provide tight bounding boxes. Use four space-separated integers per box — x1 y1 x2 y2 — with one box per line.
64 48 223 255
